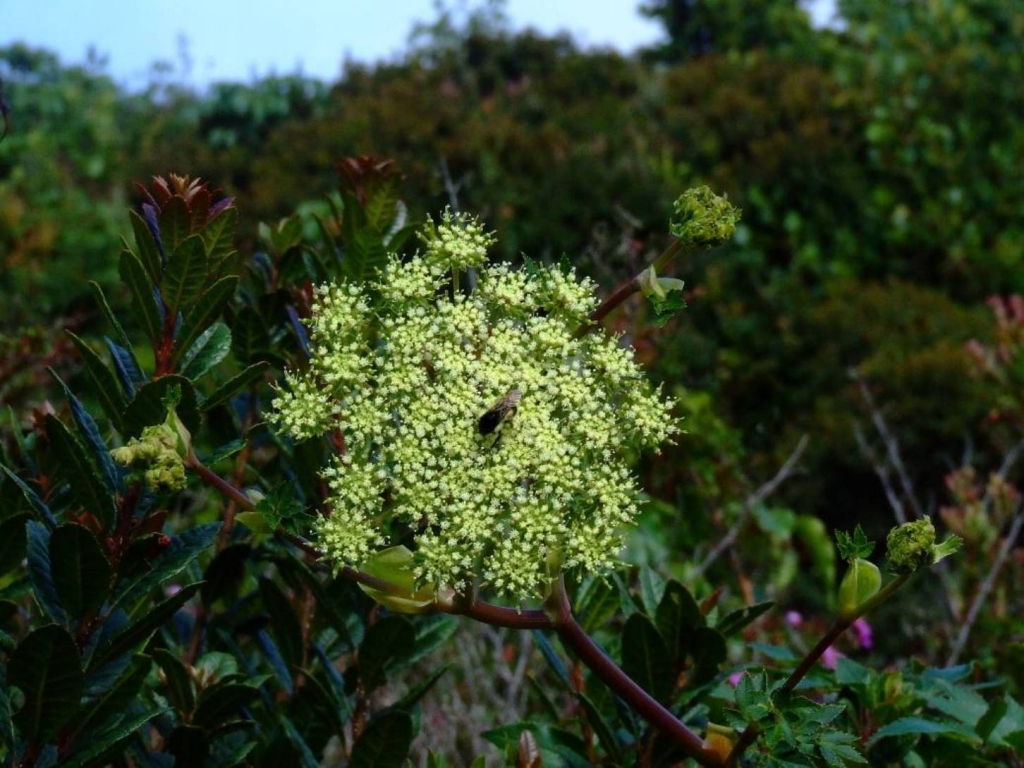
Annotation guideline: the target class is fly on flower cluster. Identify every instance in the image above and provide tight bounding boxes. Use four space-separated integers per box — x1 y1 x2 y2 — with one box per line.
478 389 522 435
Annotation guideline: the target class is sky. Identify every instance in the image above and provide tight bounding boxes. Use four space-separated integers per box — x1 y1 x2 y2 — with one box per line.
2 1 668 89
3 1 836 90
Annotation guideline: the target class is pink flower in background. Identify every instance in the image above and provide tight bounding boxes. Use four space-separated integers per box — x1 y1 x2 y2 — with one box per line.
822 646 842 670
785 610 803 627
853 618 873 650
728 672 744 687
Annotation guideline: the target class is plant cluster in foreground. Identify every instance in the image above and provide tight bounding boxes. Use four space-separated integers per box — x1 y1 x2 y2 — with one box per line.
272 211 677 599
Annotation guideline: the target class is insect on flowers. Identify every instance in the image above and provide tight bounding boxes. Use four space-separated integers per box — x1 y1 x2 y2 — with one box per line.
478 389 522 435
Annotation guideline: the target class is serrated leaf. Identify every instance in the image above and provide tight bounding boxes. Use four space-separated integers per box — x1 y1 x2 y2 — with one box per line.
51 524 112 621
689 626 727 687
717 601 774 638
67 332 127 432
202 206 239 266
159 196 191 253
122 375 200 439
104 339 140 398
656 580 704 667
26 520 66 623
350 711 414 768
50 372 121 494
111 524 219 611
181 322 232 381
119 249 162 344
9 624 83 743
46 414 116 528
201 362 269 413
342 226 388 284
92 582 202 670
62 706 166 768
2 465 56 527
70 655 151 741
162 235 208 313
129 210 163 281
364 178 399 231
172 276 238 368
88 282 134 354
621 613 674 703
152 648 196 715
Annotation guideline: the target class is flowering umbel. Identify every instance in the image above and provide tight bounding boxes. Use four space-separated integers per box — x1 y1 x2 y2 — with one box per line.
272 211 677 600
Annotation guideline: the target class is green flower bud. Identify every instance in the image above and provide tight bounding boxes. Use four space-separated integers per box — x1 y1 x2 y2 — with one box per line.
886 518 936 575
358 546 436 614
838 557 882 620
669 186 741 250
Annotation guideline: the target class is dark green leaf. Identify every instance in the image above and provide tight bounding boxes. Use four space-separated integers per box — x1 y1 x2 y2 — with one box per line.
129 210 163 282
66 332 127 432
577 692 623 763
575 576 620 634
200 543 250 606
255 629 294 695
92 582 202 670
639 566 666 614
201 362 269 413
533 629 571 688
121 375 200 439
259 577 304 670
867 717 979 745
364 178 399 231
350 711 414 768
0 513 28 574
390 665 448 712
112 524 219 610
172 276 238 368
312 644 353 720
229 306 271 364
689 627 727 687
87 281 135 357
716 601 775 638
193 683 261 729
55 379 121 494
341 222 388 284
166 724 208 766
656 580 705 667
9 625 83 743
202 206 239 266
158 196 191 253
402 614 458 667
621 613 673 703
162 235 208 313
119 249 162 344
71 655 151 741
2 465 56 527
50 524 112 621
0 671 14 758
27 520 67 623
280 715 320 768
358 616 414 691
64 707 167 768
152 648 195 715
45 414 116 529
977 697 1008 743
181 322 232 381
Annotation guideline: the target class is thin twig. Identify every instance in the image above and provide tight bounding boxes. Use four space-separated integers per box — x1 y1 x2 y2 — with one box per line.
947 500 1024 665
853 423 908 525
695 435 809 576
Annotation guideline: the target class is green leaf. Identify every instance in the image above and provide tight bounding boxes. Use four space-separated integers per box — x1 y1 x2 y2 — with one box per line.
202 207 239 267
193 683 261 729
129 210 163 282
152 648 196 715
0 670 15 758
50 524 112 621
71 655 151 741
119 249 162 344
3 465 56 527
358 616 415 691
66 332 127 431
62 706 167 768
867 716 979 745
111 524 219 611
181 322 232 381
45 414 116 529
0 513 29 574
638 566 666 614
162 235 208 313
656 580 705 666
87 281 135 356
121 375 200 439
258 577 304 670
341 223 388 284
689 626 727 687
158 196 191 253
280 715 320 768
836 525 875 562
358 546 435 613
716 602 774 638
166 724 208 767
403 614 459 667
172 276 238 368
621 613 674 703
92 582 202 670
575 576 620 634
26 520 66 623
9 625 84 743
201 362 269 412
390 665 448 712
576 692 623 763
350 711 414 768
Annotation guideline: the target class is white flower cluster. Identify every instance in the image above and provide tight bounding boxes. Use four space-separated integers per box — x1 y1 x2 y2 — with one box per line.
272 214 677 600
